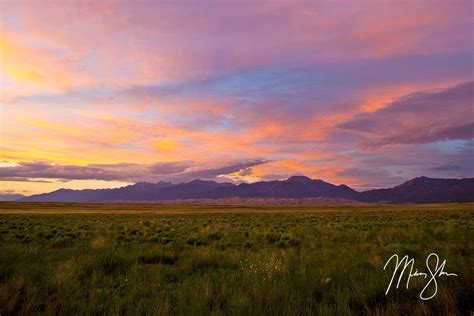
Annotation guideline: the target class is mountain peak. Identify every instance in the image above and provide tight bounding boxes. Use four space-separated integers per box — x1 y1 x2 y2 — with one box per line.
397 176 432 188
412 176 430 181
286 175 313 183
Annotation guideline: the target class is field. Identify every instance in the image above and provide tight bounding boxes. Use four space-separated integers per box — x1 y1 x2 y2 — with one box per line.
0 202 472 315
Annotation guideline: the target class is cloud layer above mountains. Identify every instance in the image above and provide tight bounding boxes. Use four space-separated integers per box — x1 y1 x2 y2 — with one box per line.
1 1 473 193
0 159 269 184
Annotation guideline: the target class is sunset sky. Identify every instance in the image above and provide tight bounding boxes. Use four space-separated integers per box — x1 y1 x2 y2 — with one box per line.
1 0 473 195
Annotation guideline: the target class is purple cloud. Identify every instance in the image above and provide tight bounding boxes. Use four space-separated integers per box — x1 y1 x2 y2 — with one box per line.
427 163 463 171
0 159 269 183
338 81 474 146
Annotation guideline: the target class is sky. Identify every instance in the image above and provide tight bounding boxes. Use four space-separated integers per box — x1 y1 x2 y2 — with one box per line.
0 0 473 195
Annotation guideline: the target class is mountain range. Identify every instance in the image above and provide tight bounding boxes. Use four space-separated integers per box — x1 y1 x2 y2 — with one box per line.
17 176 474 204
0 193 26 202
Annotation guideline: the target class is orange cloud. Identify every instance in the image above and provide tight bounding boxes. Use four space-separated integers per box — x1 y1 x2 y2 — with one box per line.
0 33 41 83
151 139 177 152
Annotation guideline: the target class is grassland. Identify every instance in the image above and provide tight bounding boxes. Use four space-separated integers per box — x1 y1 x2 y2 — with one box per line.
0 202 472 315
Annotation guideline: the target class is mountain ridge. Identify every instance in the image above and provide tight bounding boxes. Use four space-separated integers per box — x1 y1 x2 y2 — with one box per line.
0 193 26 201
18 176 474 204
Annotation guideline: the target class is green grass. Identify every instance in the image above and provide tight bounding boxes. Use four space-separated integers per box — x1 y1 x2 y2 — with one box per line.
0 202 472 315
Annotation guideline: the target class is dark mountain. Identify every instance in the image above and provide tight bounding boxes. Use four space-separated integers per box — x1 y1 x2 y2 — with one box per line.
20 180 233 203
20 181 174 203
210 176 358 199
358 176 474 203
18 176 474 204
0 193 26 201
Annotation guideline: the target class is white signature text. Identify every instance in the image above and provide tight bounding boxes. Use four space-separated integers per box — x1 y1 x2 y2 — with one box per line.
383 253 458 300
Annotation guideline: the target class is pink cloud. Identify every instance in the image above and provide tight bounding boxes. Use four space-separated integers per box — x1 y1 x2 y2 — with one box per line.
2 0 471 97
338 81 474 147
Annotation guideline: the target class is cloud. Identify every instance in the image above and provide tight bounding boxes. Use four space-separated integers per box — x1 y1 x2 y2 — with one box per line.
239 168 253 177
2 1 472 99
0 159 269 184
1 2 473 194
146 161 195 174
333 167 407 190
0 177 53 183
427 164 462 171
164 159 270 183
338 81 474 146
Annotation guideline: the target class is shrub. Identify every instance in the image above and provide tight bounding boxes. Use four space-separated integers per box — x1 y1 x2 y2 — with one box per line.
265 232 280 243
137 252 178 265
51 237 74 248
